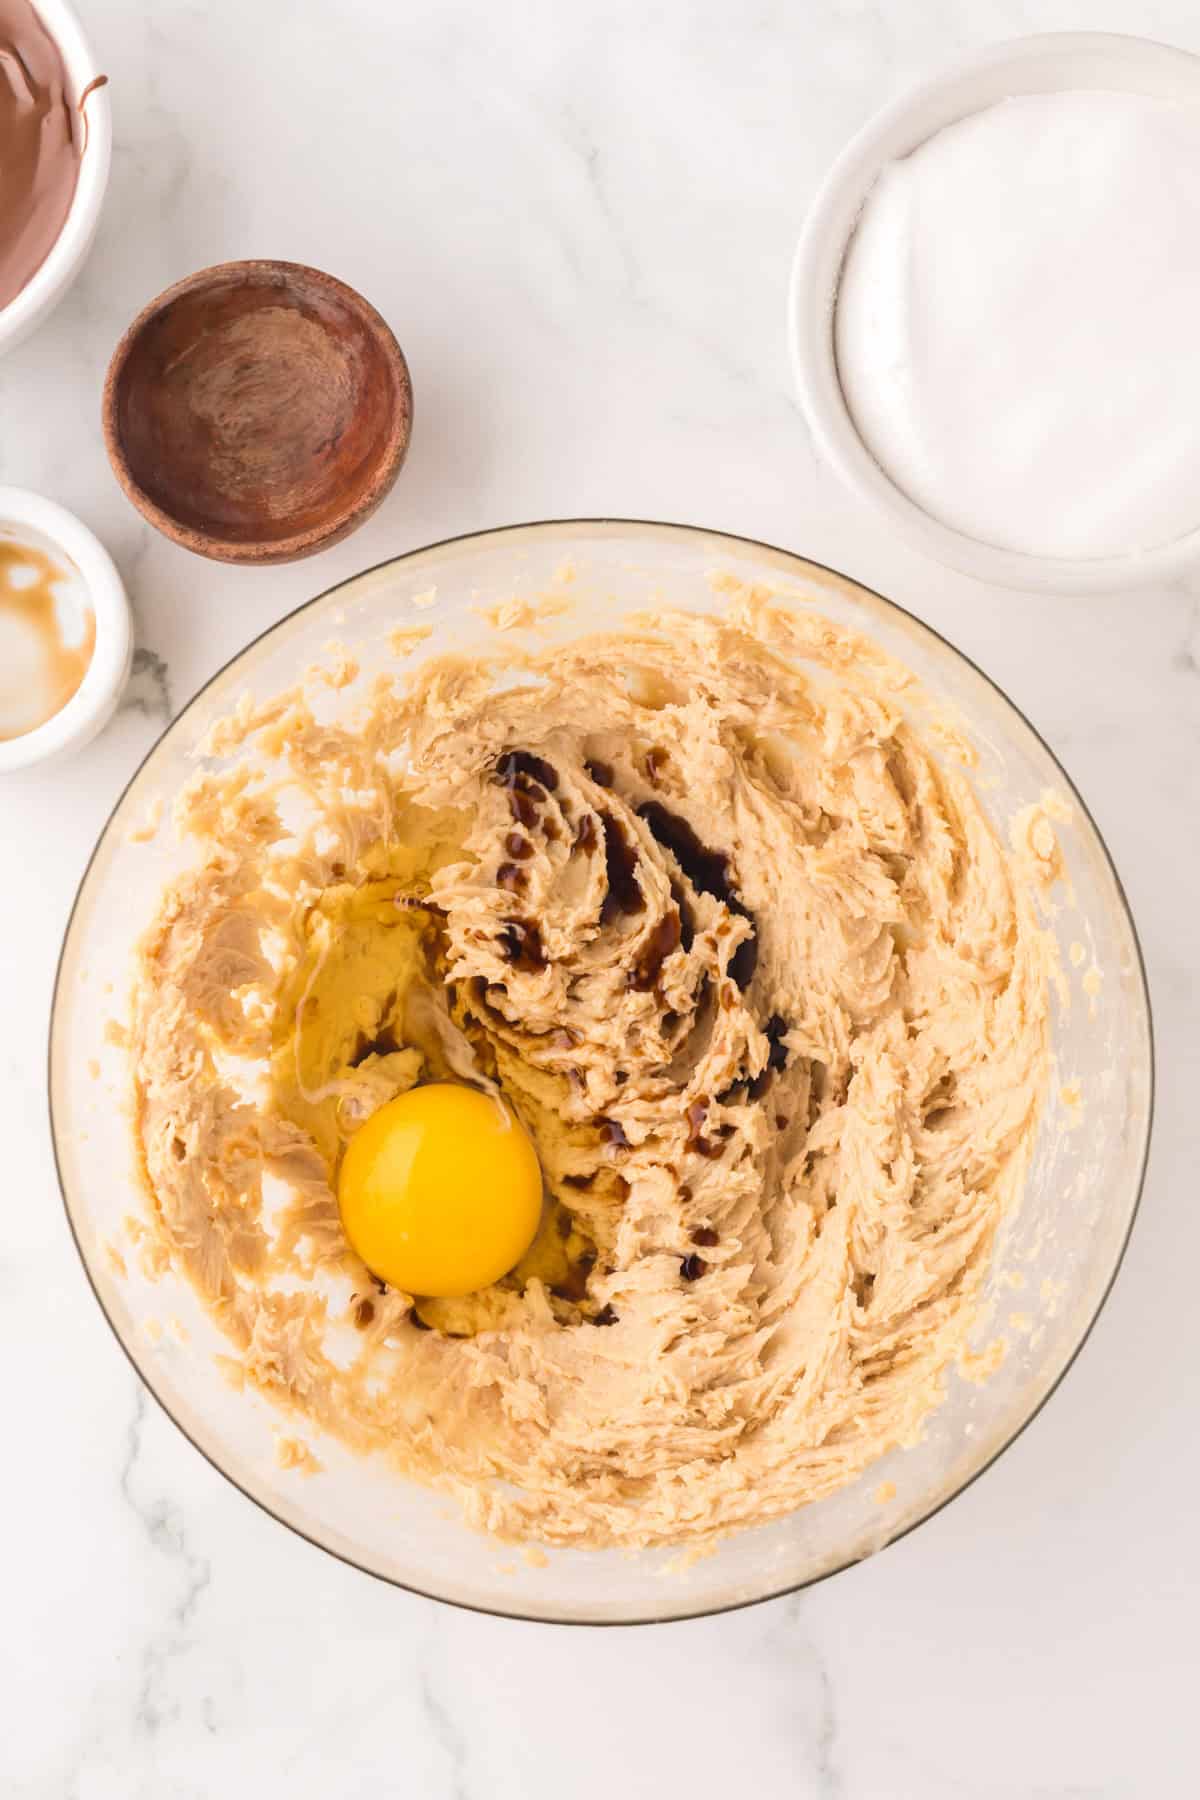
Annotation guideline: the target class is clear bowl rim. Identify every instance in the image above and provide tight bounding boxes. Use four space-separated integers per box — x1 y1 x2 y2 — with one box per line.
48 517 1156 1624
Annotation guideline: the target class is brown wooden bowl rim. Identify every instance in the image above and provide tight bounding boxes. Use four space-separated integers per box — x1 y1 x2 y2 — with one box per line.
101 258 413 565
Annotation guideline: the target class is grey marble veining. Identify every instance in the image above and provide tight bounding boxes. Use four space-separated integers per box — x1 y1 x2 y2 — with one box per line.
3 1 1198 1794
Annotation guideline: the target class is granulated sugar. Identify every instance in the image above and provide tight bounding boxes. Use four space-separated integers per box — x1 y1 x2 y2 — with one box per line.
835 91 1200 560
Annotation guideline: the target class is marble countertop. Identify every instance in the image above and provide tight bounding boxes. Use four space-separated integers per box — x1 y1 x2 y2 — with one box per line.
4 0 1197 1793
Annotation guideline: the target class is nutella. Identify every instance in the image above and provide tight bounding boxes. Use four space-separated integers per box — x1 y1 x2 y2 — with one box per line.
0 0 79 310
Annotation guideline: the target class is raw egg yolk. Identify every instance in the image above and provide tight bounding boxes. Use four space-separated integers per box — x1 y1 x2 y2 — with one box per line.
337 1083 543 1298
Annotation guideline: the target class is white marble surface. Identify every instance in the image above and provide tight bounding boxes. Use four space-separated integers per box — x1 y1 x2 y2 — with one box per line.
3 0 1198 1792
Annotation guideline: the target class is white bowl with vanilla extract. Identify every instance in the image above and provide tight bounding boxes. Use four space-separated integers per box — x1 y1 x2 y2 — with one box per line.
0 489 131 773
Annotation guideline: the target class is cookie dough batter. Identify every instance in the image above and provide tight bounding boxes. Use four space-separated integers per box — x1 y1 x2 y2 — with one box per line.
129 592 1055 1549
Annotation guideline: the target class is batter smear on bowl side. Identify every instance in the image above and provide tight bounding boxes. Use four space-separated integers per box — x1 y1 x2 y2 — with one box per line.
127 589 1056 1550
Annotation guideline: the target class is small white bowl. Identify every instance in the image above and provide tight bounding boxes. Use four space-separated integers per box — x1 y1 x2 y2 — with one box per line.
789 32 1200 593
0 489 132 772
0 0 111 357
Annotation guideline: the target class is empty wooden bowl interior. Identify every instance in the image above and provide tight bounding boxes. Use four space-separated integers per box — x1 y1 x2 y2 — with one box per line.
107 264 410 557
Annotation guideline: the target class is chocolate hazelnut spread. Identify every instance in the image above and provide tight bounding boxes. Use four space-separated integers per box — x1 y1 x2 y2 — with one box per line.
0 0 80 310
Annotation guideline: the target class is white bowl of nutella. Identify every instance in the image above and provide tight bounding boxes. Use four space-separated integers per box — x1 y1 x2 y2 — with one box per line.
0 0 110 354
0 488 131 771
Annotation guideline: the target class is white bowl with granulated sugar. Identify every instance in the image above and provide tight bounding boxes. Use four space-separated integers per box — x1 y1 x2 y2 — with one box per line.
790 33 1200 592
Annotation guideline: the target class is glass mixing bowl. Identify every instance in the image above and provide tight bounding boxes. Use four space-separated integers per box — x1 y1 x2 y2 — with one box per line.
49 520 1152 1624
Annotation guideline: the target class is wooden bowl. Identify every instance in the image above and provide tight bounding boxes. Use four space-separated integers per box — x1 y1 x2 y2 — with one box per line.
102 260 412 565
